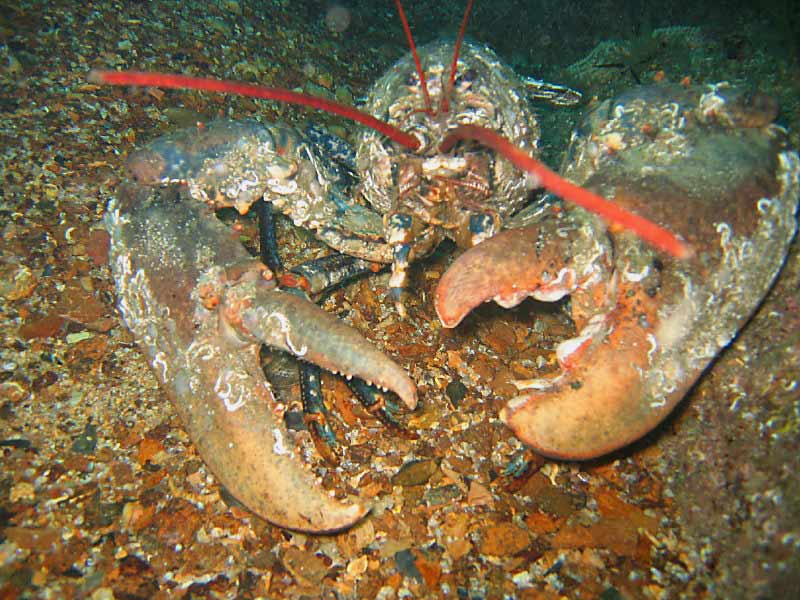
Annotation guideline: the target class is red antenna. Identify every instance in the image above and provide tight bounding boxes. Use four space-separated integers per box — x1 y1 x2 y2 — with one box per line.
441 0 474 114
440 125 691 259
89 7 691 259
88 70 421 150
394 0 433 115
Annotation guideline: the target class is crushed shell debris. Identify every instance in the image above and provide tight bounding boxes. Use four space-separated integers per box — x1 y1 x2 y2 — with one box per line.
1 0 798 598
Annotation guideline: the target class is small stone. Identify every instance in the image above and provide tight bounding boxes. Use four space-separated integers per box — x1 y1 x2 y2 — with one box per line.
337 519 376 558
335 85 354 105
525 511 562 534
442 513 473 560
66 331 93 344
91 588 115 600
136 438 166 465
479 319 517 354
519 473 578 517
0 438 31 449
95 447 114 462
446 350 464 369
163 107 208 128
282 546 330 588
424 484 462 506
57 283 106 325
551 518 639 556
346 555 368 578
325 4 351 33
204 16 232 36
490 366 519 397
478 522 531 556
155 498 202 547
18 314 65 339
10 481 35 502
1 52 22 75
85 495 123 528
284 411 307 431
222 0 242 16
414 554 442 587
470 355 495 383
394 549 422 581
442 512 470 538
445 537 472 561
113 555 158 598
304 81 334 100
599 586 625 600
379 538 413 559
391 459 439 486
121 501 156 531
79 275 94 292
4 526 60 552
317 71 334 90
0 382 27 403
71 422 98 454
466 480 494 508
0 264 37 301
445 380 468 406
595 488 659 532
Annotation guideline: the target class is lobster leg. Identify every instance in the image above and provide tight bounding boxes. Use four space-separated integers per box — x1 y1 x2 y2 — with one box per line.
106 182 415 532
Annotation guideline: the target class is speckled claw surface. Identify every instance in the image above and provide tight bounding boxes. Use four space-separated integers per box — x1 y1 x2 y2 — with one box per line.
436 83 799 459
105 182 415 532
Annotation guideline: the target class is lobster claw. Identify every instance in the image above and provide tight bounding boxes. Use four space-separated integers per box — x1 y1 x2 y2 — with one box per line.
436 83 800 460
436 221 666 459
106 182 416 532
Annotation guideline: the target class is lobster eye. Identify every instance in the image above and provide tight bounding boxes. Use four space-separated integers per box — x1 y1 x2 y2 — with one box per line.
455 68 477 89
405 72 419 87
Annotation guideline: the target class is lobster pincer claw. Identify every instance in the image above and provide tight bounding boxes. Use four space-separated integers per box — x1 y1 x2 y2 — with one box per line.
436 83 800 460
106 182 416 532
220 282 417 412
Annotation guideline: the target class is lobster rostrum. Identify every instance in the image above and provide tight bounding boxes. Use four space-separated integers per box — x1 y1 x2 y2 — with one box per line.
93 0 798 532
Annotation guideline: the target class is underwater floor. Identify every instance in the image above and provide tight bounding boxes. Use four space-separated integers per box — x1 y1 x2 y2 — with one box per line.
1 1 798 598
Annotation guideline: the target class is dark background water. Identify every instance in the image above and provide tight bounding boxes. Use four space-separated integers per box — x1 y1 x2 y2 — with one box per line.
329 0 799 73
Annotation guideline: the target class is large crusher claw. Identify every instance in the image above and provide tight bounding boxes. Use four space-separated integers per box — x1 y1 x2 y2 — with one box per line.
436 83 799 460
106 182 416 532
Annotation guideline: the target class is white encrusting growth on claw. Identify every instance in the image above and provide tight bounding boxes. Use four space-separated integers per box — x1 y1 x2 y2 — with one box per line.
623 263 650 283
152 351 169 381
646 333 659 363
252 308 309 356
555 314 607 367
214 368 248 412
267 178 298 195
493 290 529 308
530 268 577 302
642 149 800 413
555 335 590 366
269 308 309 356
656 278 695 353
187 339 217 361
272 427 289 455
